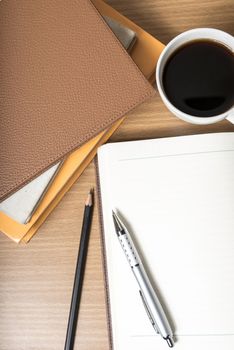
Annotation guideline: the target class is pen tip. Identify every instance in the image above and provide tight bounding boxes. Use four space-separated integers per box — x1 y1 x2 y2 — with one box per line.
112 210 119 223
112 210 124 235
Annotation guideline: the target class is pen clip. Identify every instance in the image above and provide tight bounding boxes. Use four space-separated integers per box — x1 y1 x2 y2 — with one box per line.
139 290 159 334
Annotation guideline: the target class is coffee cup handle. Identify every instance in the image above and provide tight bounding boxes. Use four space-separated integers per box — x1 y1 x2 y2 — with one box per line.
226 111 234 124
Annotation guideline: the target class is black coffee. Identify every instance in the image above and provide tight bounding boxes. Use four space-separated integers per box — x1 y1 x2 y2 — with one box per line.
162 40 234 117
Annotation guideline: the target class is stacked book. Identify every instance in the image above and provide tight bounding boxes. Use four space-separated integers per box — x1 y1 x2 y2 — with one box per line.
0 0 164 243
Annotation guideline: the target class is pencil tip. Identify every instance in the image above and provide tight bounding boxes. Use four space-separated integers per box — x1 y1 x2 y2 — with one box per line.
86 188 94 206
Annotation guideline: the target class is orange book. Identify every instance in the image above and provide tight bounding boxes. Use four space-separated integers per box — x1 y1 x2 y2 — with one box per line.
0 0 164 243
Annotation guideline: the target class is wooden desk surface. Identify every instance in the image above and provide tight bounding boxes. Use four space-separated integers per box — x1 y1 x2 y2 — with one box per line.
0 1 233 349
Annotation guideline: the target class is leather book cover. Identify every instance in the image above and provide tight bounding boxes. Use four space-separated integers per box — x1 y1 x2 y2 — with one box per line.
0 0 163 243
0 0 155 201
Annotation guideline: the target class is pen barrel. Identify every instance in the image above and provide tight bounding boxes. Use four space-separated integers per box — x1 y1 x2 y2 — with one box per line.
118 232 172 339
133 265 172 339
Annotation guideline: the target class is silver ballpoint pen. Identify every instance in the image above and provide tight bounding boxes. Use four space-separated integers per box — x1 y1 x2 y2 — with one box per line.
112 210 174 348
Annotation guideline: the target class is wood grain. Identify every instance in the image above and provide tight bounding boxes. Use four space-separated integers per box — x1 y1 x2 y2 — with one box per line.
0 1 234 349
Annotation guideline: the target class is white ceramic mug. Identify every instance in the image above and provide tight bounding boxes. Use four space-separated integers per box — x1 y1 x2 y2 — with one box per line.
156 28 234 125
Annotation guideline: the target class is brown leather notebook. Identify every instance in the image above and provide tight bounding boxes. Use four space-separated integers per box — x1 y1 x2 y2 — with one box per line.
0 0 155 201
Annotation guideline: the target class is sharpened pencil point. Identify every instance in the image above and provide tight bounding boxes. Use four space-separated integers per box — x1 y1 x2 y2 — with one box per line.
85 188 94 206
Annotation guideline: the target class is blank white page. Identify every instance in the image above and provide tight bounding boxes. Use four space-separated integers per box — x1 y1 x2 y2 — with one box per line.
97 133 234 350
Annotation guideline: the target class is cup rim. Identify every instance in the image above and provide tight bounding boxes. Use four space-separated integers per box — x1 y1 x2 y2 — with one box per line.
156 28 234 124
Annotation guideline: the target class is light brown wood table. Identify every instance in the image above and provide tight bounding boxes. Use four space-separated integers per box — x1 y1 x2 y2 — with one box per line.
0 1 234 349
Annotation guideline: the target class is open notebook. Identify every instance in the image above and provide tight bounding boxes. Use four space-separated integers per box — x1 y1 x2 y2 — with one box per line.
97 132 234 350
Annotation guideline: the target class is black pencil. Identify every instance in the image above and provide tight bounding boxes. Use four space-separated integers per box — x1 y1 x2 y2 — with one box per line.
64 189 94 350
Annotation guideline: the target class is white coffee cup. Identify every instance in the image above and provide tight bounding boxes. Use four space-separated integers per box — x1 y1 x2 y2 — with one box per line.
156 28 234 125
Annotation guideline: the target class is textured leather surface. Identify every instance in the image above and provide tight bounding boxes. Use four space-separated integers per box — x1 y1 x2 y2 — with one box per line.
0 0 155 201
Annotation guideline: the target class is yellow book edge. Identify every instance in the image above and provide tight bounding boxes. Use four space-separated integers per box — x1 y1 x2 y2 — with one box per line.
0 0 164 243
22 120 123 243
